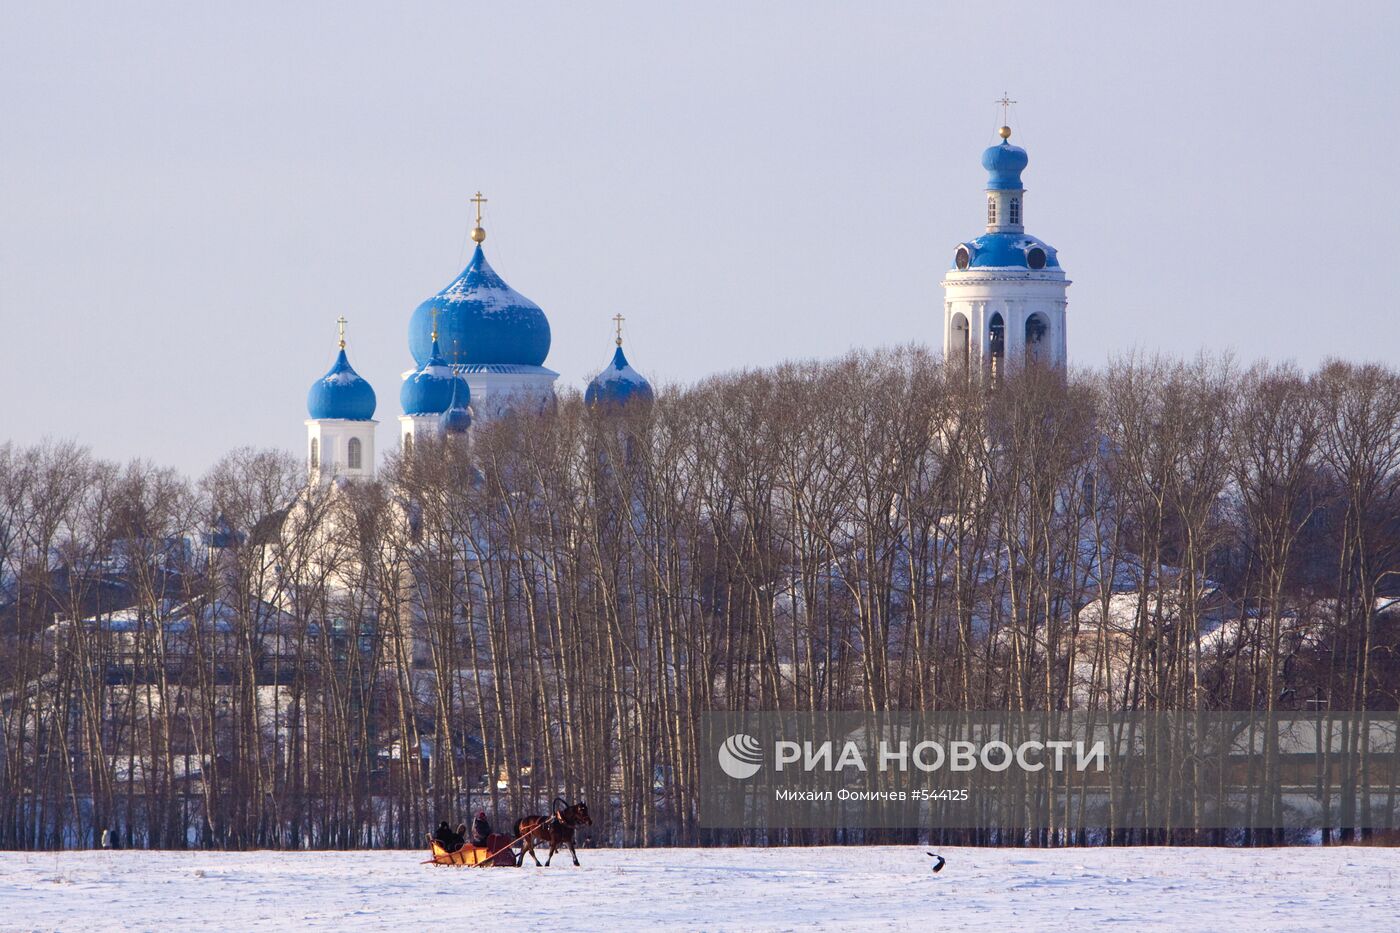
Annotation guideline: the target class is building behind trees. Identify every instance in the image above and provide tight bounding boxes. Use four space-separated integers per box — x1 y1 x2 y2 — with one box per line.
3 353 1400 849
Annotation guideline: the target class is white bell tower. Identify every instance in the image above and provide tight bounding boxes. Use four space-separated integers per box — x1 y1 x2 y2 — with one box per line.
943 102 1069 378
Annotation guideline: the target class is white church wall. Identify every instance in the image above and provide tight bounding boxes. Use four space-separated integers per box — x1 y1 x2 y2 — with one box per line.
305 418 377 482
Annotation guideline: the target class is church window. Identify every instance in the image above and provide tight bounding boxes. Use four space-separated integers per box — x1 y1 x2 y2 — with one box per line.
988 312 1005 380
1009 197 1021 225
951 312 971 371
955 246 971 270
1026 246 1046 270
348 437 363 470
404 433 413 454
987 196 997 225
309 438 319 471
1025 313 1048 362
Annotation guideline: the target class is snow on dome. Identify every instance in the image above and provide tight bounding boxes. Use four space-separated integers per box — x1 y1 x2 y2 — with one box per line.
982 139 1028 190
952 232 1061 271
585 345 654 411
307 348 376 421
400 337 467 415
408 245 551 368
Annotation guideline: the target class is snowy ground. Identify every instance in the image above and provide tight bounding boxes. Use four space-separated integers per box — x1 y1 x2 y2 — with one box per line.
2 845 1396 932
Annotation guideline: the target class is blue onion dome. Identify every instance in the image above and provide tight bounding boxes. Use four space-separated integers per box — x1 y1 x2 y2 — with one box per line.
952 233 1061 271
408 244 551 367
307 344 376 420
586 344 655 411
400 337 467 415
437 377 473 436
982 133 1028 190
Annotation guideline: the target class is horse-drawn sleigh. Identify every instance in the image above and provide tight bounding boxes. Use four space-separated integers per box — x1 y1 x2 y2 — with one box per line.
424 798 592 869
426 835 518 867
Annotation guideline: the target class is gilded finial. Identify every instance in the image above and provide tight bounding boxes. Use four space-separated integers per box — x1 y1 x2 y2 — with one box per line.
336 315 347 350
996 92 1016 140
470 191 487 244
612 312 625 347
430 306 439 343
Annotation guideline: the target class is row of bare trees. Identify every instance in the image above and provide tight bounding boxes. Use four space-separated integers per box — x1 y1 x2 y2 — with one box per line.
2 350 1398 849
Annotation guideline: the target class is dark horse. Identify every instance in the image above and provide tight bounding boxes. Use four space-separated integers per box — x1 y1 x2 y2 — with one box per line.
514 797 592 866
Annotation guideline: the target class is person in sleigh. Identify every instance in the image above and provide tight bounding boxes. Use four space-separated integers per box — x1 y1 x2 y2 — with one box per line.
431 820 466 852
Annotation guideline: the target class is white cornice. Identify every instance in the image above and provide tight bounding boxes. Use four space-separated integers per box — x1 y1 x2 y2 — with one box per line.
941 272 1072 287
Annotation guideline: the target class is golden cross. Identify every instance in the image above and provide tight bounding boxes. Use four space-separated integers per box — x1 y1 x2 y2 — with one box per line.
430 306 439 342
471 191 488 226
337 315 347 349
612 312 625 346
996 93 1016 126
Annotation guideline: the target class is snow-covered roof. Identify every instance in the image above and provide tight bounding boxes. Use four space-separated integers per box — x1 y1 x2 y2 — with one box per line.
585 345 654 410
408 245 551 368
308 348 377 421
401 337 468 415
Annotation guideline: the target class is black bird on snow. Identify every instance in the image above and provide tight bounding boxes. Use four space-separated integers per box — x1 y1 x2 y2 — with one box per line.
927 852 946 873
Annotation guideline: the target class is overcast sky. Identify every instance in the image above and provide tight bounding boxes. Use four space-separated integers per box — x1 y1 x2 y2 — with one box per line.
2 2 1397 475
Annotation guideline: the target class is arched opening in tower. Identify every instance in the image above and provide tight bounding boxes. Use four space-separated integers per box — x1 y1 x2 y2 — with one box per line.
1025 313 1048 364
951 312 970 371
988 312 1005 379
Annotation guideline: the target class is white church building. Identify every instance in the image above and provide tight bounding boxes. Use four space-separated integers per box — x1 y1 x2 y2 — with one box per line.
302 119 1069 482
300 192 656 483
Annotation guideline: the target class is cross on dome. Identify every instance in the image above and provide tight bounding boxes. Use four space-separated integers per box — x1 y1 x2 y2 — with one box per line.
995 93 1017 139
996 93 1016 123
613 313 626 347
470 191 488 244
337 315 348 349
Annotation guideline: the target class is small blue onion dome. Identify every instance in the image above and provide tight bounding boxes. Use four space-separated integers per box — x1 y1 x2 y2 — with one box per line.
437 377 473 436
307 347 376 420
982 139 1028 190
408 245 551 368
585 345 655 411
400 338 465 415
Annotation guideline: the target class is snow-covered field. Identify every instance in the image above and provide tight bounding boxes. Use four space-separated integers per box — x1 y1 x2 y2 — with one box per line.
2 845 1395 932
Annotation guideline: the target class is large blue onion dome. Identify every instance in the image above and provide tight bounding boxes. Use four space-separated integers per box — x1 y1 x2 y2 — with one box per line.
437 377 473 436
982 137 1028 190
400 337 467 415
307 345 376 420
408 245 551 368
952 232 1061 271
585 343 654 411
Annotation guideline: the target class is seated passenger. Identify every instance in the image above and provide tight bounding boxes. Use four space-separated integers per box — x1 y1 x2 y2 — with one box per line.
432 820 465 852
470 811 492 847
